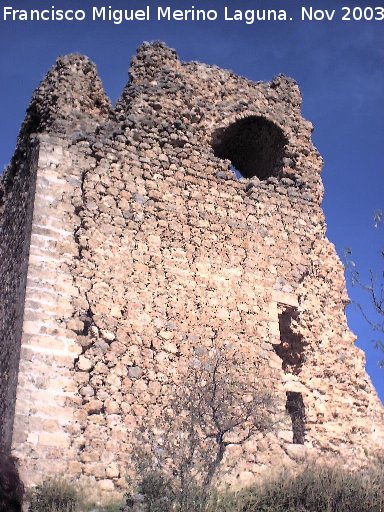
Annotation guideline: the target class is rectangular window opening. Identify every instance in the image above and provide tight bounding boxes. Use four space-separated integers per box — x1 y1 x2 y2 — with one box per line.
273 305 306 375
286 391 306 444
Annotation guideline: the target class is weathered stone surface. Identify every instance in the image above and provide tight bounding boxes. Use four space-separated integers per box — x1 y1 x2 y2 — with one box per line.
1 42 383 502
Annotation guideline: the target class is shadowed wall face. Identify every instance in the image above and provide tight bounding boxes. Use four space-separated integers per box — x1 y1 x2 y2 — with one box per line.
0 146 38 449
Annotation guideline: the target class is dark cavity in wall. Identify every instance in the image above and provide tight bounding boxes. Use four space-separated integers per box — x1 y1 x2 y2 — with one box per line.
211 115 287 180
286 391 306 444
273 306 306 375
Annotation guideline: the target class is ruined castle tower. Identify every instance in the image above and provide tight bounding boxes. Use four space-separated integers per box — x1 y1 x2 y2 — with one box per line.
1 42 383 498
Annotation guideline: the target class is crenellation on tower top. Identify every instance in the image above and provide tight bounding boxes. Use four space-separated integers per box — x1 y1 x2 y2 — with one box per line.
269 74 302 109
24 53 111 137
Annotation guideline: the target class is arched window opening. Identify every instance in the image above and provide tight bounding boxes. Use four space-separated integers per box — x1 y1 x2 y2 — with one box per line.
212 116 287 180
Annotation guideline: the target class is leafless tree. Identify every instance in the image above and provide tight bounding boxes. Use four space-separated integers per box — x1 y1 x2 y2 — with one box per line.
130 347 275 512
345 209 383 364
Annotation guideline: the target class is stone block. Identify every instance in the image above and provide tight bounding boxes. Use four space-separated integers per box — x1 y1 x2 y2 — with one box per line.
39 431 70 448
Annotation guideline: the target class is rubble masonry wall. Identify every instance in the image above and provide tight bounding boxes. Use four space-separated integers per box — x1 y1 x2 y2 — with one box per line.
1 42 383 501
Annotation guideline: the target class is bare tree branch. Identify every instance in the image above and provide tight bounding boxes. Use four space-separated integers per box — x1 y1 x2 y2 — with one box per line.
344 209 383 366
130 346 276 511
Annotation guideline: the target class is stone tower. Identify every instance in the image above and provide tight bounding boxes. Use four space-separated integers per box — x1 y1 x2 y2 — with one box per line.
1 42 383 499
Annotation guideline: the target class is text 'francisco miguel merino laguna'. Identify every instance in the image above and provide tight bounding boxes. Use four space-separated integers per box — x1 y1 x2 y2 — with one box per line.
2 6 290 24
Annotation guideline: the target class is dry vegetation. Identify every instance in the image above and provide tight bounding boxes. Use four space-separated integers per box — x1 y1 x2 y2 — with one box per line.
28 463 384 512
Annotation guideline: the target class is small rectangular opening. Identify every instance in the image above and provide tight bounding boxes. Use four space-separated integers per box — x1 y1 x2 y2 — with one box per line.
286 391 305 444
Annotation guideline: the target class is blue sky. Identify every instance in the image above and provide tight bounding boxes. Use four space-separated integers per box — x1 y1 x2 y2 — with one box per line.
1 0 383 400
